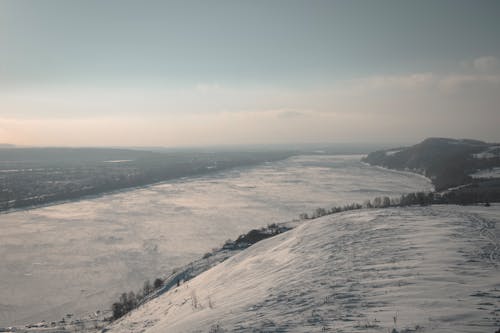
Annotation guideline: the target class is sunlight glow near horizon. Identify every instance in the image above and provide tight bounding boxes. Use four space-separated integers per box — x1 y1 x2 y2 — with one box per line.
1 0 500 146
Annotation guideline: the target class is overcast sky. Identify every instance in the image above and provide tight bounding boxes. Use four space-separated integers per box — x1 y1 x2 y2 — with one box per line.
1 0 499 147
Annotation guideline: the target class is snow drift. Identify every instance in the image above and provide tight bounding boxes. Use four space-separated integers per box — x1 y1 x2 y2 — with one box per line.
107 205 500 333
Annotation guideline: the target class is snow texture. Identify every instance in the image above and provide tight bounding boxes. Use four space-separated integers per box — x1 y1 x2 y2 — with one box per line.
107 205 500 333
471 167 500 179
385 149 402 156
0 155 432 326
473 146 500 159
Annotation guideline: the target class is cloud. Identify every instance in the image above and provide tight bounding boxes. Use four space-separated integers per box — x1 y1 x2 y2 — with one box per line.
276 110 307 119
338 67 500 96
1 57 500 146
473 56 499 73
437 73 500 93
345 72 436 93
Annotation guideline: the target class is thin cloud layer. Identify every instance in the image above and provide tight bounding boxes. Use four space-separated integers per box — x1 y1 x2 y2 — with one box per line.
1 0 499 147
1 57 499 146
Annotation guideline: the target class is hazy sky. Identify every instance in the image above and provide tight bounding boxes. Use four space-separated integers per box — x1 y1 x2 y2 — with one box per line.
1 0 499 147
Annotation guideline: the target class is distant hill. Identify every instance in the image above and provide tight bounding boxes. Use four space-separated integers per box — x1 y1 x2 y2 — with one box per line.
362 137 500 191
0 143 16 148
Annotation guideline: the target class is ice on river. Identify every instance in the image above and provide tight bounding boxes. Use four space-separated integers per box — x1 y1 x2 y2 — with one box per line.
0 155 432 326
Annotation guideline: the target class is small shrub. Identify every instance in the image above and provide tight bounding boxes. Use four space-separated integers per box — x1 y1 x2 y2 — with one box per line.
153 278 164 289
191 290 200 309
143 280 152 296
209 323 225 333
111 302 125 320
207 295 215 309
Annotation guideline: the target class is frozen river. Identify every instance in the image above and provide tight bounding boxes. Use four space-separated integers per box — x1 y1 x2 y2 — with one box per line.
0 155 433 326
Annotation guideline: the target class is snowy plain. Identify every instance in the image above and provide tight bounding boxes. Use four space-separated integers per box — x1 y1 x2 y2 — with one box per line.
0 155 433 326
107 205 500 333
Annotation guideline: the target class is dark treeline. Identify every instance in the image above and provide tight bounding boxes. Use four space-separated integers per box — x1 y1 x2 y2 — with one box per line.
299 189 495 220
221 223 291 250
299 203 364 220
111 278 165 320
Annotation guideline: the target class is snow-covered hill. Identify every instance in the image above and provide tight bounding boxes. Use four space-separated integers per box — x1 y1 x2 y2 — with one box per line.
106 205 500 333
363 137 500 191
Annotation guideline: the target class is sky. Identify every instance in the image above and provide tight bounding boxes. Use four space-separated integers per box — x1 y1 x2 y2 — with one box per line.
1 0 499 147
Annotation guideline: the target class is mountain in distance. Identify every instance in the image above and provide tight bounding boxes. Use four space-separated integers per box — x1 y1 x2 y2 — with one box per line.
362 137 500 192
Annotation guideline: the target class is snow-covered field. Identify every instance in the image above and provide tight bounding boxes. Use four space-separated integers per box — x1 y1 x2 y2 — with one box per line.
0 155 433 326
107 205 500 333
471 167 500 179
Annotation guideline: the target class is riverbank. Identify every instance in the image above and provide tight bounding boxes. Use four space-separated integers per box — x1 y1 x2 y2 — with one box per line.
0 155 432 327
0 148 295 213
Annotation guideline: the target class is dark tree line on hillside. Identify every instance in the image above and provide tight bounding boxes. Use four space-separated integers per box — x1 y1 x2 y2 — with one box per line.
111 278 165 320
299 189 496 220
221 223 291 250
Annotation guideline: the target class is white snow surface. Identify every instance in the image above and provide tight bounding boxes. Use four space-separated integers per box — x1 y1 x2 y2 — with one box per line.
0 155 433 326
385 149 402 156
471 167 500 179
473 146 500 159
107 205 500 333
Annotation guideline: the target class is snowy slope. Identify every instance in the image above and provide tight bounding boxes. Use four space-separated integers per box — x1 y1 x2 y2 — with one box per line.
0 155 433 327
106 205 500 333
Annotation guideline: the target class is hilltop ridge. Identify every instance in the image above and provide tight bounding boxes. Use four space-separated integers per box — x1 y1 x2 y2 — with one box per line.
105 205 500 333
362 138 500 202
